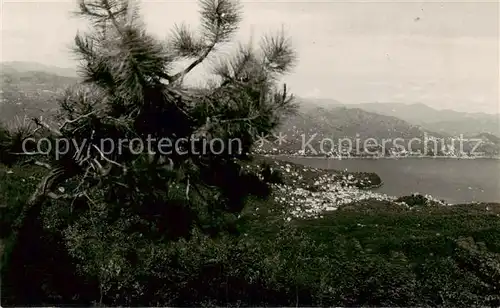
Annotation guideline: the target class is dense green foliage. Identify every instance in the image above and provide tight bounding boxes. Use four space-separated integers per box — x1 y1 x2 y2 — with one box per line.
0 124 9 164
2 163 500 306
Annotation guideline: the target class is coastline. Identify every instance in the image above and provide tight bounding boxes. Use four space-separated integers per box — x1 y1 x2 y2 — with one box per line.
261 154 500 206
263 153 500 160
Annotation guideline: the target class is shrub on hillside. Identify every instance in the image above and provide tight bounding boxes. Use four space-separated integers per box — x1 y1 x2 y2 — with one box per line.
0 116 39 166
396 194 429 207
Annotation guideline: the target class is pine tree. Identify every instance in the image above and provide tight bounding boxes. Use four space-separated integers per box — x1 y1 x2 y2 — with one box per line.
4 0 298 305
29 0 297 217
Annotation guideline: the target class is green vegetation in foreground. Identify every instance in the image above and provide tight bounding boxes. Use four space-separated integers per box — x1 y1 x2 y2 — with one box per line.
1 0 499 306
2 162 500 307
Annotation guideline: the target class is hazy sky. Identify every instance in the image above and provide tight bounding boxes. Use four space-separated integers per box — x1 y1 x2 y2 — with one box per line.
1 0 499 114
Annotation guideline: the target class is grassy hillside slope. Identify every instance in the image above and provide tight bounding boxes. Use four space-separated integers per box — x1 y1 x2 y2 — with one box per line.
2 158 500 306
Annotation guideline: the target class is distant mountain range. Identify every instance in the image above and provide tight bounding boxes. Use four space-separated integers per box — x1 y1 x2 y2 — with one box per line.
349 102 500 138
298 98 499 138
0 62 79 120
0 61 499 156
1 61 78 78
264 105 433 155
258 103 499 157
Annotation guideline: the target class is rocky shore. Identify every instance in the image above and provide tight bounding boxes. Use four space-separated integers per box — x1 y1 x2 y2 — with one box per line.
244 156 459 220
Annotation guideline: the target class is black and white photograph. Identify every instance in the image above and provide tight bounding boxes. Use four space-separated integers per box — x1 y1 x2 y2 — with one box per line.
0 0 499 306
